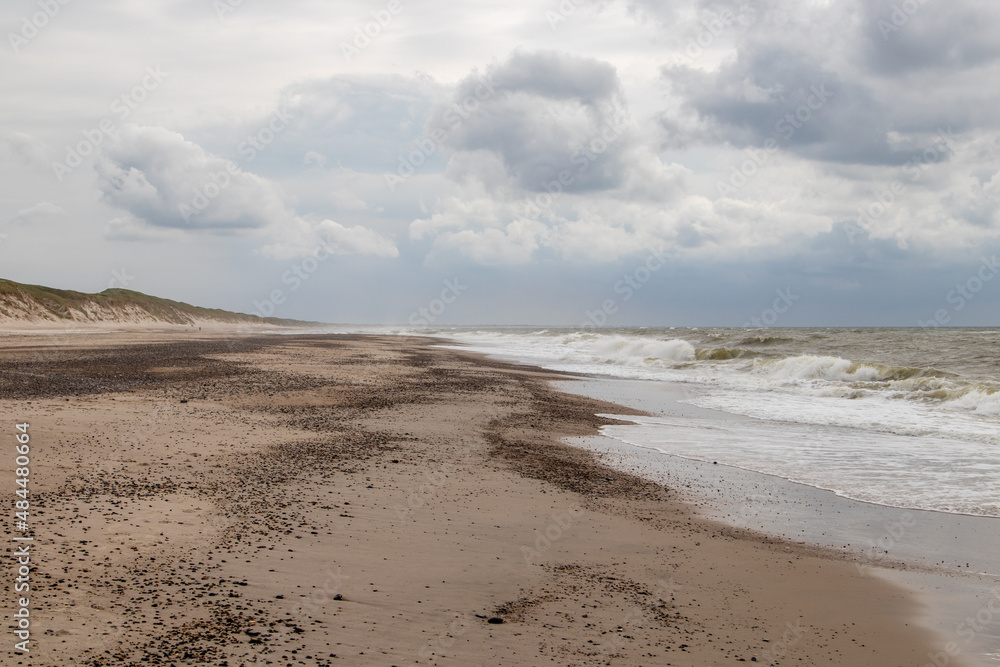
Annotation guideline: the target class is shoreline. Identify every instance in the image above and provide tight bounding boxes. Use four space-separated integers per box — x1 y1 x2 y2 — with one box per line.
0 332 964 665
552 378 1000 667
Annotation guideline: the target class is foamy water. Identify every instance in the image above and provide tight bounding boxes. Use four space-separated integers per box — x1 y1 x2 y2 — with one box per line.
394 326 1000 517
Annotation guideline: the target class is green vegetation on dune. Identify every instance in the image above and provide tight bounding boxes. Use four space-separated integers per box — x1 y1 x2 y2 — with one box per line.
0 279 319 327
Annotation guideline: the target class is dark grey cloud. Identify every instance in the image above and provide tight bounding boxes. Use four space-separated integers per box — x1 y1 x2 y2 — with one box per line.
858 0 1000 75
625 1 682 26
661 46 907 164
428 50 632 193
658 0 1000 164
482 50 622 106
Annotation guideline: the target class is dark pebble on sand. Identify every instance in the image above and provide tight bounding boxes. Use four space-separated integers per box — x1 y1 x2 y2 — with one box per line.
487 617 504 624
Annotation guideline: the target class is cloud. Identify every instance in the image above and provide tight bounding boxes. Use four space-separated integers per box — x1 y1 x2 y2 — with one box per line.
104 215 188 242
486 49 622 106
95 124 290 230
431 222 548 266
273 74 444 173
858 0 1000 75
408 50 691 265
5 132 49 170
303 151 327 168
261 217 398 261
657 0 1000 164
661 45 905 164
9 202 66 226
5 0 1000 325
94 124 397 259
409 166 691 266
428 50 632 193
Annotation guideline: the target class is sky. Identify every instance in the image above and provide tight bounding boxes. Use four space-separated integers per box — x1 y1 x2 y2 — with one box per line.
2 0 1000 327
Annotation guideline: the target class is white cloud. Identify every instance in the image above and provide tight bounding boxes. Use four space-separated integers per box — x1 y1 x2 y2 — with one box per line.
94 124 397 260
430 220 549 266
5 133 49 170
303 151 327 168
95 124 290 231
104 215 188 242
261 217 398 260
9 202 66 226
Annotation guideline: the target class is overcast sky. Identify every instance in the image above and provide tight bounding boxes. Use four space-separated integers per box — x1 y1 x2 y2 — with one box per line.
2 0 1000 326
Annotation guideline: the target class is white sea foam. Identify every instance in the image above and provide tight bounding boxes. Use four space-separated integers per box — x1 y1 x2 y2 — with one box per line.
601 414 1000 517
588 335 696 364
751 355 882 382
946 387 1000 415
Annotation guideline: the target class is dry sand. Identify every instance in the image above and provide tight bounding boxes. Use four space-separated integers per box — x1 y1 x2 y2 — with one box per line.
0 332 959 666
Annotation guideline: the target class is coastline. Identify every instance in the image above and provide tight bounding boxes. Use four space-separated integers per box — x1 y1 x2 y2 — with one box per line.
0 332 962 665
553 378 1000 667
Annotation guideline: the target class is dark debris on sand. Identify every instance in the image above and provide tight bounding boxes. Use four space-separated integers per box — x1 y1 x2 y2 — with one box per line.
17 334 689 666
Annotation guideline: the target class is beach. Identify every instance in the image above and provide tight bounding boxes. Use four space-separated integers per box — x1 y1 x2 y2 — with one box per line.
1 331 961 666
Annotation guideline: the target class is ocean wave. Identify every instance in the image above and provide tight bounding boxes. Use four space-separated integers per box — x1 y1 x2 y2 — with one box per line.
751 355 877 382
695 347 749 361
936 386 1000 414
738 335 796 345
750 355 961 384
588 336 696 364
444 329 1000 423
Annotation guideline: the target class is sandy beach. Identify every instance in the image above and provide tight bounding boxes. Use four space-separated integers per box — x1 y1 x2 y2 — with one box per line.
0 331 960 666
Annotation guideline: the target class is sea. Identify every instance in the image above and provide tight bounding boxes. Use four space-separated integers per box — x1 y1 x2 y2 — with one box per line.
401 326 1000 519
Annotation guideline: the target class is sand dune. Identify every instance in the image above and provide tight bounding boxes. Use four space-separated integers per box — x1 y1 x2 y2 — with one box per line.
0 277 313 329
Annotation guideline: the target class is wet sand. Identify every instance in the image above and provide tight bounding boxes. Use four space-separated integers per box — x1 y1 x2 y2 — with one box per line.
0 332 963 666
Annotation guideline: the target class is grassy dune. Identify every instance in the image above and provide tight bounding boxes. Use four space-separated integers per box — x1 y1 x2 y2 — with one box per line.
0 279 316 327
